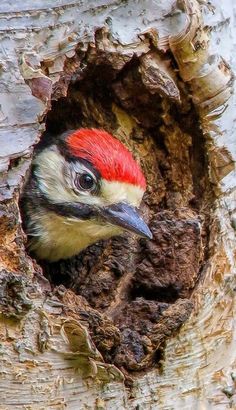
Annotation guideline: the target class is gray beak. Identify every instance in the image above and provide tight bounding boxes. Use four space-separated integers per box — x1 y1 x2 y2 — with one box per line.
101 202 152 239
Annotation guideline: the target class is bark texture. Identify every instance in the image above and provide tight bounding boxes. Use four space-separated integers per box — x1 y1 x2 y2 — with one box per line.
0 0 235 409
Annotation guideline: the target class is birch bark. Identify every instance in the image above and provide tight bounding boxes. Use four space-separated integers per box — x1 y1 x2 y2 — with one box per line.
0 1 235 409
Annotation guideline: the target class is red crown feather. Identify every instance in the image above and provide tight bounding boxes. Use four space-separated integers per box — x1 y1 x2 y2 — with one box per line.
66 129 146 190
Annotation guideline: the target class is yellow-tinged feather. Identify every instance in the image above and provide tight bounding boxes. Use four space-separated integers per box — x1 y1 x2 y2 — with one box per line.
29 212 122 261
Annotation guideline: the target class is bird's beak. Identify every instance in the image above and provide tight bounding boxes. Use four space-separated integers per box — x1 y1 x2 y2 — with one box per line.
101 202 152 239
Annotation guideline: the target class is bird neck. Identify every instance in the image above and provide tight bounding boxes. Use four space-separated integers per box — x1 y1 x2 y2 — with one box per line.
27 207 122 262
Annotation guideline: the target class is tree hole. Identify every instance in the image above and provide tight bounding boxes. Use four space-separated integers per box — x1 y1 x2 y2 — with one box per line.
20 37 213 376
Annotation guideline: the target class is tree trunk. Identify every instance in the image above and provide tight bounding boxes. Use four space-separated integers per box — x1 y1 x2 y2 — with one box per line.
0 0 235 409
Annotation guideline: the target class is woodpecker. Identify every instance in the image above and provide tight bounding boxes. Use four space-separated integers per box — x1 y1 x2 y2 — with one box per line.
22 128 152 262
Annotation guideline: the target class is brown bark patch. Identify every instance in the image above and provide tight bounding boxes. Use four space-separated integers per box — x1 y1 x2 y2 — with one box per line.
0 271 32 319
113 298 193 371
131 209 202 302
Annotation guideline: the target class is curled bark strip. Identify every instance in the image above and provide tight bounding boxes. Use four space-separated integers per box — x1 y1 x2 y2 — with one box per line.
139 51 181 102
20 55 53 104
168 0 235 195
169 0 234 120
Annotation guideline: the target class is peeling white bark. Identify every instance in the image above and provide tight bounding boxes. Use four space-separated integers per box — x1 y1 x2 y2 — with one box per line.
0 1 235 409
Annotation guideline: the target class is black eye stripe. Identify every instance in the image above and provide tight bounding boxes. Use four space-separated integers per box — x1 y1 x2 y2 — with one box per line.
38 194 98 220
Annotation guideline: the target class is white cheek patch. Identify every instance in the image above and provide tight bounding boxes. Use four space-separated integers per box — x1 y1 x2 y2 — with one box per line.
34 146 78 204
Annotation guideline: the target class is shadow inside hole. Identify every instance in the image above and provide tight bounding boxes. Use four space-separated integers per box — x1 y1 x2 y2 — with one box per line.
130 283 182 303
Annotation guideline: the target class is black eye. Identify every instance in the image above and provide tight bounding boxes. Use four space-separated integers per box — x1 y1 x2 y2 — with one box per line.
76 173 95 191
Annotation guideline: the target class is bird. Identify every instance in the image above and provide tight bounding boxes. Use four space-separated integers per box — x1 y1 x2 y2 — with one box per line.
21 128 152 262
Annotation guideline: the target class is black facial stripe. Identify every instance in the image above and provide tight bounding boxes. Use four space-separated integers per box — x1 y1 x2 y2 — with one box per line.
39 193 98 220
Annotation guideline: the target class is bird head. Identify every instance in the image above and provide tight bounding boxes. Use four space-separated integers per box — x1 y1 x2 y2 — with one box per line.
26 128 152 261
